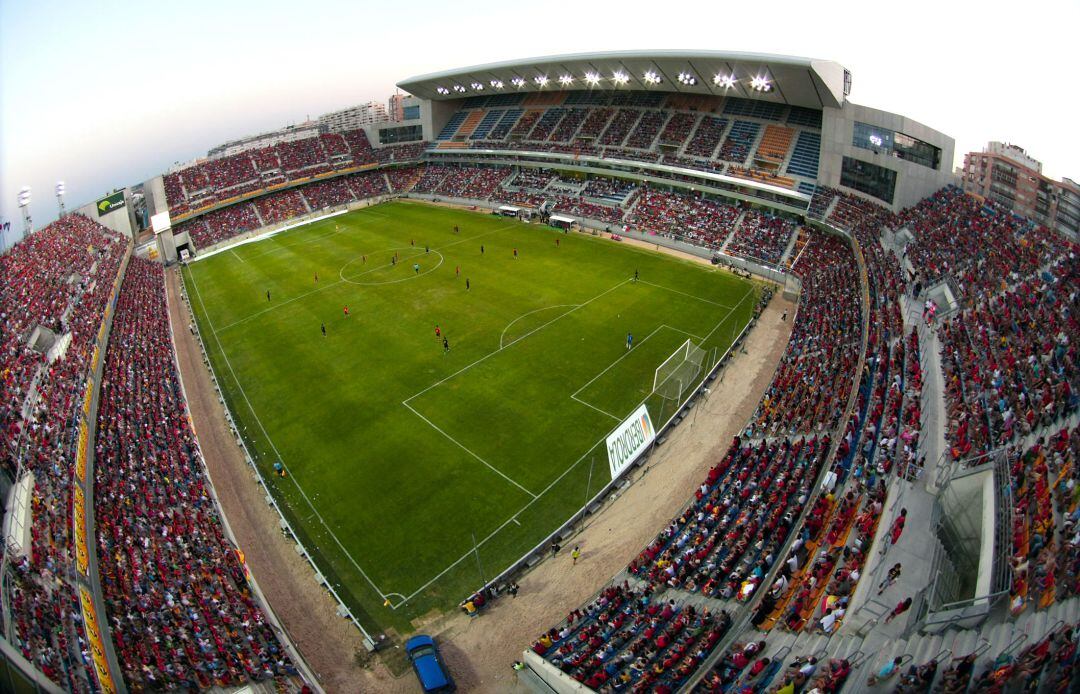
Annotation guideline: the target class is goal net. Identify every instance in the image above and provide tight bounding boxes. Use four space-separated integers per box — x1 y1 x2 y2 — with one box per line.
653 339 707 402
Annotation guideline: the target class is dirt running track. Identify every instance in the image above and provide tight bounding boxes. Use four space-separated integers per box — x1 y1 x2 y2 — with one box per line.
167 251 793 693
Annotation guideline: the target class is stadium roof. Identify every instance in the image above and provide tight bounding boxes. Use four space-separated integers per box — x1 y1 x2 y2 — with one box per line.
398 50 849 109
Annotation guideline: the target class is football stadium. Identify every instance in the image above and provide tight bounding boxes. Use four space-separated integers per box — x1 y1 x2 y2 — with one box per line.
3 35 1080 694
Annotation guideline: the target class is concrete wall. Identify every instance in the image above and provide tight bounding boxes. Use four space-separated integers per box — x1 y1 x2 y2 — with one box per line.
819 102 958 211
144 175 169 218
76 193 133 238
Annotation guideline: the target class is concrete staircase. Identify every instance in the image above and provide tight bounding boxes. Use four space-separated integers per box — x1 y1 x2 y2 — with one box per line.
719 211 747 254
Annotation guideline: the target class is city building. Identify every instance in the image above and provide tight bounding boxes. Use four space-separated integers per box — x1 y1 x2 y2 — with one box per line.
961 142 1079 235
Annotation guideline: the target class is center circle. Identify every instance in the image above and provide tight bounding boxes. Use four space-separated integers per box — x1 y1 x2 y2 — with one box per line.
339 247 445 285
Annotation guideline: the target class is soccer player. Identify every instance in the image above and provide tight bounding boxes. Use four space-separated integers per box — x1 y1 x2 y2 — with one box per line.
513 247 518 258
443 337 450 353
626 332 633 350
321 323 326 337
391 255 396 266
480 244 484 255
413 263 420 274
634 269 639 282
425 245 429 253
455 265 460 276
556 238 560 248
435 325 441 338
314 272 319 284
266 289 271 301
466 278 471 291
343 305 350 317
454 225 459 234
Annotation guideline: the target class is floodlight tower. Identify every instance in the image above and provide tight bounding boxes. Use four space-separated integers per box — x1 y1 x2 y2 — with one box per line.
17 186 33 236
55 181 67 218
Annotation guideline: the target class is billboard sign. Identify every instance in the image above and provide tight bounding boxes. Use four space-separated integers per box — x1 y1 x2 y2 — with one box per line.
96 191 125 217
606 403 655 479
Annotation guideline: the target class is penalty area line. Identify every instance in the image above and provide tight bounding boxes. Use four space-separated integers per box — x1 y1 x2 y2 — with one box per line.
402 401 539 499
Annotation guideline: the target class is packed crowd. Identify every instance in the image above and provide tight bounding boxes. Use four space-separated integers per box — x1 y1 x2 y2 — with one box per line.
299 178 354 211
939 252 1079 460
627 189 741 248
724 211 797 265
163 129 418 214
627 436 830 601
1 214 125 691
529 582 733 692
749 233 862 436
624 111 668 150
898 185 1075 303
346 171 390 200
253 190 308 226
93 257 294 689
185 202 261 248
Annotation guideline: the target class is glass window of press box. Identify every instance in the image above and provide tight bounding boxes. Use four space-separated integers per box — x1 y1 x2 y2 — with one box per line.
840 156 897 204
852 122 941 170
379 125 423 144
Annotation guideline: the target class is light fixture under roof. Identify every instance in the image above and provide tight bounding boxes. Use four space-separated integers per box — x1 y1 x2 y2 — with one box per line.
471 82 484 90
643 70 662 85
558 74 574 86
713 73 736 89
750 75 772 92
490 79 504 89
612 70 629 85
511 76 526 88
435 86 450 95
584 71 600 86
534 75 549 87
677 71 697 86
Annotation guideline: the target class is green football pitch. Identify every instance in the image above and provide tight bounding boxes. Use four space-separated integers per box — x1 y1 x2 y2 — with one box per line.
181 200 759 633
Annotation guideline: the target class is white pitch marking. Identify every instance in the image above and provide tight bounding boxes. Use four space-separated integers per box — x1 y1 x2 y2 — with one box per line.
186 267 392 601
402 401 538 499
499 304 581 349
636 279 733 307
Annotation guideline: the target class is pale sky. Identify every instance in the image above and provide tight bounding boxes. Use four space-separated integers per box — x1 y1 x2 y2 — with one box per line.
2 0 1077 238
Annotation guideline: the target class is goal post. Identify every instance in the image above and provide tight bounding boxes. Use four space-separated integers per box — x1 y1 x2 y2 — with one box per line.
653 338 707 402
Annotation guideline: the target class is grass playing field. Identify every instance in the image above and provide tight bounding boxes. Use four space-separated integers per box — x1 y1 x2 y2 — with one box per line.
181 200 759 634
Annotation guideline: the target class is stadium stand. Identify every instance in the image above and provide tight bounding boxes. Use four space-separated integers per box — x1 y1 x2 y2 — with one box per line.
627 189 741 248
1 214 125 691
93 257 294 689
254 190 308 226
724 210 797 265
299 177 355 210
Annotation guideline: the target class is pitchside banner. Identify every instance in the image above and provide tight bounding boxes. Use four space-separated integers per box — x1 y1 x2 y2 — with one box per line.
96 191 125 216
606 404 656 479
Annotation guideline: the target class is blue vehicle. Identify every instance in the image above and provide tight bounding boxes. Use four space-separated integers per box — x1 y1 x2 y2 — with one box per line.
405 635 455 692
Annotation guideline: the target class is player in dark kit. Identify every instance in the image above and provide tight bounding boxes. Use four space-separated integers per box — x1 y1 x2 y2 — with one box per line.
443 337 450 353
321 323 326 337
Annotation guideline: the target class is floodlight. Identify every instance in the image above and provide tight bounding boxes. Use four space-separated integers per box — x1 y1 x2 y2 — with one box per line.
471 82 484 90
534 75 549 87
511 76 526 88
453 84 466 93
558 74 574 86
612 71 629 85
677 72 697 86
643 70 662 85
55 181 66 196
436 86 450 95
750 75 772 92
490 79 504 89
17 186 31 207
713 74 736 89
584 71 601 86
